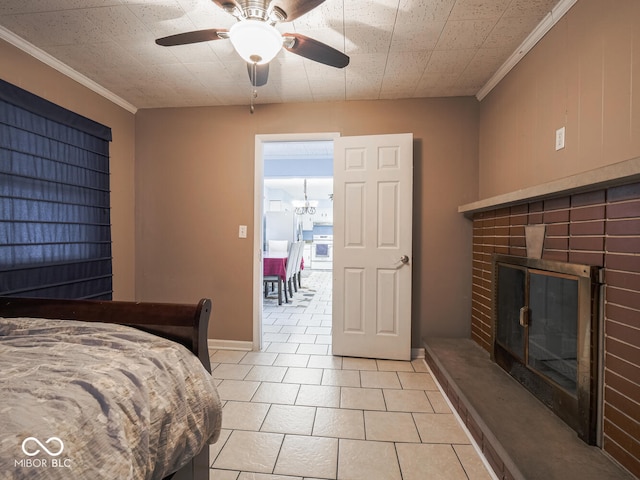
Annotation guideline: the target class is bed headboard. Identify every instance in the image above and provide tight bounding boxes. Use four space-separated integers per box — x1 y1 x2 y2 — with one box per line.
0 297 212 373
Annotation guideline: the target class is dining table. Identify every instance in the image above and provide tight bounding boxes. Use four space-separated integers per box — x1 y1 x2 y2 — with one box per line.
263 253 288 306
263 253 305 282
263 253 288 282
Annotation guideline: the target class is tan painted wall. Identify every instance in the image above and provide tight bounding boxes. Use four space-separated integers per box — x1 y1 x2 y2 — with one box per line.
0 40 137 300
479 0 640 199
135 98 479 343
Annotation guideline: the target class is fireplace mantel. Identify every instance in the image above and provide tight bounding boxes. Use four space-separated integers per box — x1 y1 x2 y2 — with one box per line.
459 156 640 217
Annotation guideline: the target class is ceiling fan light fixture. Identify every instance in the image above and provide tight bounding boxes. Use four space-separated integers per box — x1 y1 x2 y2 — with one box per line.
229 20 283 65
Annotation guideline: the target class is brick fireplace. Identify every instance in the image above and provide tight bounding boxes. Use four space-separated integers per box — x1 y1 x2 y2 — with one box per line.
470 181 640 477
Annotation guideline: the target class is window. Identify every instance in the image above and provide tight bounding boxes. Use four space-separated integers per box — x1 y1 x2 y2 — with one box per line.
0 79 113 299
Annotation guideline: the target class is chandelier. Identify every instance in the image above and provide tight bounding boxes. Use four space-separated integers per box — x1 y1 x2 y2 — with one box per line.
292 179 318 215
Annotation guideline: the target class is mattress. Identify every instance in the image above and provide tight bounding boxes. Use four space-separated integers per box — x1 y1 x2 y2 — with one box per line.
0 317 222 479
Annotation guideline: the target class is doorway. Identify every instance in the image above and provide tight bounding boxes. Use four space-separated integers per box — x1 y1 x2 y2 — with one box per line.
253 133 339 351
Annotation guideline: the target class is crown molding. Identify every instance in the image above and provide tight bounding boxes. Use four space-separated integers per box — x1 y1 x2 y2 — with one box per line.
0 26 137 114
476 0 578 101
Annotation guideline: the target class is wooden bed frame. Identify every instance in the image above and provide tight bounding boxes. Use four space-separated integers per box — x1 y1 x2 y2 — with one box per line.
0 296 214 480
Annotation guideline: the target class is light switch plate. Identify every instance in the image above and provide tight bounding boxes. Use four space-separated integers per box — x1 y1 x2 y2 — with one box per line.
555 127 565 151
239 225 247 238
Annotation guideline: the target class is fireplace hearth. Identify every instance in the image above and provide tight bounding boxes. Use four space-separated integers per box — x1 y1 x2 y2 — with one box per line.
492 254 601 444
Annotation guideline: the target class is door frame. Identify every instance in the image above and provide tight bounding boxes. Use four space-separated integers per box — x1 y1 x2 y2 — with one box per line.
253 132 340 351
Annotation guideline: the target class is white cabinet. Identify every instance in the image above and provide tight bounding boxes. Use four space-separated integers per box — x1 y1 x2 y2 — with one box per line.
303 243 313 269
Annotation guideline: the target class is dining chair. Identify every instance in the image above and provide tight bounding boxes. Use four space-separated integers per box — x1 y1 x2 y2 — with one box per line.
283 242 301 302
288 241 301 293
292 241 304 290
263 272 283 305
264 242 298 304
268 239 289 255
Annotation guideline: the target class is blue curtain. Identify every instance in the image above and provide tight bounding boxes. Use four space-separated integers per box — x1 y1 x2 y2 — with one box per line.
0 79 113 299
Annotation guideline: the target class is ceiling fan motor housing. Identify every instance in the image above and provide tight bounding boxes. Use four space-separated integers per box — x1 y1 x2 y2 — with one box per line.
223 0 286 22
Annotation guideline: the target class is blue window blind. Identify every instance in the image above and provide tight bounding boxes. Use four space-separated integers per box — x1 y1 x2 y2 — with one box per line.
0 79 113 299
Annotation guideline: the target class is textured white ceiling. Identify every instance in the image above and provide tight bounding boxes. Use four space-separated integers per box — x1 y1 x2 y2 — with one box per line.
0 0 564 109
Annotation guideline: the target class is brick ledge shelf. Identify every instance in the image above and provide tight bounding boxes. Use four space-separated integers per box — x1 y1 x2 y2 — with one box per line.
458 156 640 217
424 338 634 480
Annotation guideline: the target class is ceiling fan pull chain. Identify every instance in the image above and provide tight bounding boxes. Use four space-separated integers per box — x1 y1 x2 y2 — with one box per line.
250 62 258 113
250 90 258 113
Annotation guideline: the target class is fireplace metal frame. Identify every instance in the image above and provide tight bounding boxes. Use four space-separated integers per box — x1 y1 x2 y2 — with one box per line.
492 254 601 444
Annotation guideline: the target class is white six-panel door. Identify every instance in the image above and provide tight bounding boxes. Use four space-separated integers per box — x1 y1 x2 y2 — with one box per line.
332 133 413 360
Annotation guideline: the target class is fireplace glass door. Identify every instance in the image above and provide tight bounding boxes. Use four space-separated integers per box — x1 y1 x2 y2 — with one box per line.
493 255 599 444
528 270 578 395
495 264 526 361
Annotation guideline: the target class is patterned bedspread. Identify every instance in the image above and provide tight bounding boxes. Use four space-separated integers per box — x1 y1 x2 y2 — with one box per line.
0 317 222 480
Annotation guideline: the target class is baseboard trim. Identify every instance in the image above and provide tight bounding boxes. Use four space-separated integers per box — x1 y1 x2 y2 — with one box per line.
208 339 253 351
207 340 425 358
412 347 425 359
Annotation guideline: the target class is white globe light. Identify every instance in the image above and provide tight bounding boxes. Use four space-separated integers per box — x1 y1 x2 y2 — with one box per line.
229 20 283 65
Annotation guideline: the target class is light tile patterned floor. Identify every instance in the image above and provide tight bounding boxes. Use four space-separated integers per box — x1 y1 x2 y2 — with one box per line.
209 270 496 480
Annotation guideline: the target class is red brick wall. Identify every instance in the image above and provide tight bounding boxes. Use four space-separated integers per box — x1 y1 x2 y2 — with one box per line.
471 182 640 477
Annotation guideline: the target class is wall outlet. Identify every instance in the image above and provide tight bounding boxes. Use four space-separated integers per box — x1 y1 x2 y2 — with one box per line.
555 127 565 151
238 225 247 238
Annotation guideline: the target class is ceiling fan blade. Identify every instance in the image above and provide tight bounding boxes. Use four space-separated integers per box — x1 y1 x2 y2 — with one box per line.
156 29 228 47
270 0 325 21
283 33 349 68
247 63 269 87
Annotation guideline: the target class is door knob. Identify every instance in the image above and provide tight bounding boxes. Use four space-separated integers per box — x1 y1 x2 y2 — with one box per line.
400 255 410 264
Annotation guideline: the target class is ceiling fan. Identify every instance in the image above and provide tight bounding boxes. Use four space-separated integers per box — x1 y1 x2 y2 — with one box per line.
155 0 350 88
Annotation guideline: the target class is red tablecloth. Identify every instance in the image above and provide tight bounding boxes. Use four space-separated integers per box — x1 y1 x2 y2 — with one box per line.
263 255 304 281
264 255 287 281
